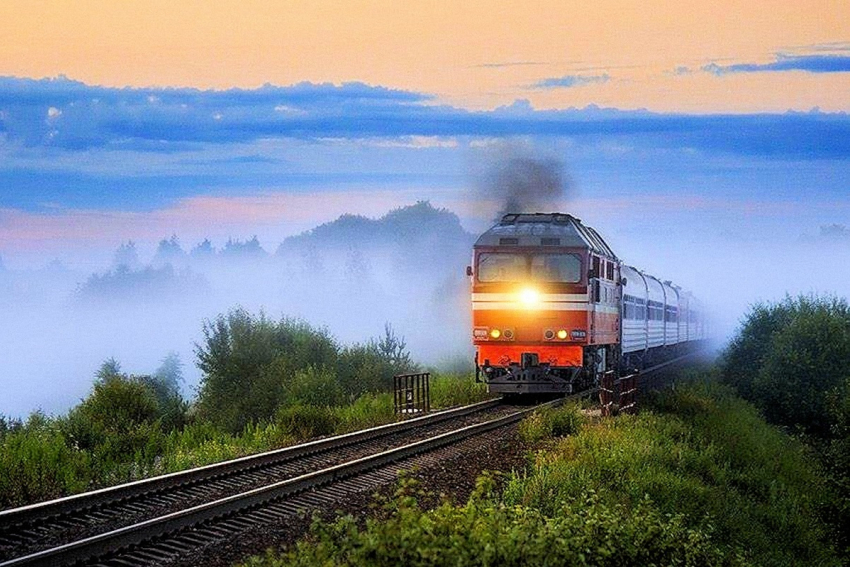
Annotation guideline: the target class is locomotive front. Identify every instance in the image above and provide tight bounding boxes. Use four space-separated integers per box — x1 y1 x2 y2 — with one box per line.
469 213 620 395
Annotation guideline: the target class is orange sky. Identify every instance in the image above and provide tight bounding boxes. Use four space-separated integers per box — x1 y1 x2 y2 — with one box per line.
1 0 849 111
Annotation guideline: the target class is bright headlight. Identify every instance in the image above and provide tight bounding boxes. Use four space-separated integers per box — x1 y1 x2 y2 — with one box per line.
519 288 541 308
557 329 568 340
489 329 501 339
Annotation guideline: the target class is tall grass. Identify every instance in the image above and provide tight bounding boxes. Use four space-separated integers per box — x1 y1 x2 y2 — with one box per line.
242 378 841 567
0 374 484 509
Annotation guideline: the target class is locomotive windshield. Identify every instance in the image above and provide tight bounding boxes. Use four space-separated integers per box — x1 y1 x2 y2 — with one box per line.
477 253 581 283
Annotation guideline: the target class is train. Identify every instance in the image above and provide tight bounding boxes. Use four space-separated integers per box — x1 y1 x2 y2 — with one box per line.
469 213 707 395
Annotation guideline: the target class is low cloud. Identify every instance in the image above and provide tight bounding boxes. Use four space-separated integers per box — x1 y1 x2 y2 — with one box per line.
701 54 850 75
530 74 611 89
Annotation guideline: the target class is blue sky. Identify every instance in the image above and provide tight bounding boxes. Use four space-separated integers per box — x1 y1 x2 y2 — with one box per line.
0 75 848 269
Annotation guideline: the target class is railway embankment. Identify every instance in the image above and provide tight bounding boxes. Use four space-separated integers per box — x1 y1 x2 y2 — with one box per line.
242 375 842 567
243 294 850 567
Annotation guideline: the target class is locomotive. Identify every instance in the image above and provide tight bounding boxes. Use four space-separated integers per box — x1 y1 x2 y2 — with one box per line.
469 213 706 395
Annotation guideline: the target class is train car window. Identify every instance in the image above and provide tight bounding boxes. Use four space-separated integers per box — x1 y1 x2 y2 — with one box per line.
476 253 526 282
606 261 614 280
592 256 600 278
530 254 582 283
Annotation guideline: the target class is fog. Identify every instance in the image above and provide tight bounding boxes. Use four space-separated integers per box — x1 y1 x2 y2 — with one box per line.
0 202 474 417
2 195 848 419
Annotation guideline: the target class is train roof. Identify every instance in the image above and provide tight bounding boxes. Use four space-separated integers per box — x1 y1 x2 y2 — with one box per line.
474 213 618 258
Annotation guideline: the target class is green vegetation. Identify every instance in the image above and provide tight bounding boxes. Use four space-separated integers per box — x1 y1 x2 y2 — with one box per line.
722 295 850 436
0 311 488 509
196 310 415 433
247 380 840 566
721 294 850 557
517 403 584 444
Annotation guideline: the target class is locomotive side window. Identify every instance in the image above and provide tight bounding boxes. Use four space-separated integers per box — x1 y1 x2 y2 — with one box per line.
477 253 526 282
530 254 581 283
606 261 614 280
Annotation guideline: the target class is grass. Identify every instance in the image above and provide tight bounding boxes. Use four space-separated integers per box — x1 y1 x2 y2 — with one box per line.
0 373 486 508
239 374 841 567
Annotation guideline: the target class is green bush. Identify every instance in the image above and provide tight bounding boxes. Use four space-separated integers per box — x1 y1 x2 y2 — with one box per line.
0 413 90 508
276 405 340 441
282 365 344 408
195 309 340 433
429 373 492 408
506 382 837 566
721 295 850 557
722 295 850 436
518 403 584 444
196 310 414 433
245 475 736 567
333 393 394 432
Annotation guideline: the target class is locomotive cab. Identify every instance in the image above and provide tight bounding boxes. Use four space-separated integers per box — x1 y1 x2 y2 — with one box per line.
470 213 620 395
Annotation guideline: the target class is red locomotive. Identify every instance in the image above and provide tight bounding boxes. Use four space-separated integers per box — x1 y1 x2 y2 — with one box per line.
469 213 706 394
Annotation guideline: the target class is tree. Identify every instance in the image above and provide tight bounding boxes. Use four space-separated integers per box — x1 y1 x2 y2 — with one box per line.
194 309 338 432
722 295 850 436
153 235 186 266
153 351 184 395
112 241 139 270
221 236 267 259
190 238 215 258
376 323 413 371
96 358 123 383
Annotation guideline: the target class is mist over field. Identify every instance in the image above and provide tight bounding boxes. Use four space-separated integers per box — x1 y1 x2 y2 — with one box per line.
0 203 474 417
1 188 848 418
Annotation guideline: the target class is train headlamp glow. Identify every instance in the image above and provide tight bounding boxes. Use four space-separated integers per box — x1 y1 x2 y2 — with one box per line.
489 329 501 339
557 329 568 340
518 288 541 308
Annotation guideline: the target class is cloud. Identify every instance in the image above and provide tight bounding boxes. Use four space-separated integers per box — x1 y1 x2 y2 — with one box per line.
0 75 849 215
701 54 850 75
530 74 611 89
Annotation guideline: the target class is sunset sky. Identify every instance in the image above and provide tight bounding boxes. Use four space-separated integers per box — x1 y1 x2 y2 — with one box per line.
0 0 848 265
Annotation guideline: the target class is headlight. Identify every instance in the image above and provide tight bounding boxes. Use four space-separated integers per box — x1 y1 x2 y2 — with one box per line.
557 329 568 340
489 329 501 339
519 288 541 308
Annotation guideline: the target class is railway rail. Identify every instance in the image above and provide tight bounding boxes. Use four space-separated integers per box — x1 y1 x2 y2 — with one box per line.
0 353 699 566
0 398 507 564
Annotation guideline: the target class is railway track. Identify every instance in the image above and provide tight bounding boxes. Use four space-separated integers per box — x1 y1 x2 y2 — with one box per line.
0 353 701 566
0 397 560 566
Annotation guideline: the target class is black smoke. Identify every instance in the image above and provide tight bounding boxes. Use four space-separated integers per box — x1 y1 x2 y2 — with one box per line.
477 147 574 220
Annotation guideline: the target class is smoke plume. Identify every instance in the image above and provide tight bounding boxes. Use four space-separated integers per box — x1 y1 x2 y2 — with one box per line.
478 146 574 220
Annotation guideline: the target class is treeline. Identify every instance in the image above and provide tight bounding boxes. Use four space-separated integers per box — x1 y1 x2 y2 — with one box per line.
74 201 471 303
0 310 488 509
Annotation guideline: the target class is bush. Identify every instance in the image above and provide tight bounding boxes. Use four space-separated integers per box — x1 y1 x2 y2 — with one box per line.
505 382 837 566
0 413 90 508
518 404 584 444
276 405 340 441
245 476 736 567
722 295 850 436
282 365 344 408
195 309 339 433
334 393 394 432
429 373 492 408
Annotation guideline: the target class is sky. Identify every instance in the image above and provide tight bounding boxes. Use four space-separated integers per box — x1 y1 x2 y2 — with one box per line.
0 0 847 263
0 1 848 415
